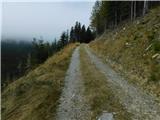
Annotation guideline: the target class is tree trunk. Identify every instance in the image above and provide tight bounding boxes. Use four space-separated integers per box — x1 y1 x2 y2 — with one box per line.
115 10 117 27
134 1 136 20
131 1 133 21
143 0 148 16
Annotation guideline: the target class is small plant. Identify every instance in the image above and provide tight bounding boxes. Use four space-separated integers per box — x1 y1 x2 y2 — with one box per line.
15 83 30 96
150 72 157 81
133 35 138 40
149 62 160 82
153 40 160 52
148 32 155 42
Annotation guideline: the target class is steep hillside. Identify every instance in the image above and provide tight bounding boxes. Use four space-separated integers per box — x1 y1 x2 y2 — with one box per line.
90 7 160 100
2 44 77 120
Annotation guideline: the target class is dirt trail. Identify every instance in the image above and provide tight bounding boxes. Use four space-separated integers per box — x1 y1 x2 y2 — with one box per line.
85 45 160 120
56 47 90 120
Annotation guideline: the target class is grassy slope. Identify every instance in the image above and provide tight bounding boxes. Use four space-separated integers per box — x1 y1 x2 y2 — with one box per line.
2 44 77 120
90 7 160 100
80 45 132 120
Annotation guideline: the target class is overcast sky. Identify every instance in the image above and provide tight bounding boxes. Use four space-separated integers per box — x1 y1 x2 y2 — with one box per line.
1 1 94 42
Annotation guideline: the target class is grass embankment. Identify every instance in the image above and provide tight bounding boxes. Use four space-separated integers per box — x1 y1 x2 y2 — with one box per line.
80 45 132 120
90 7 160 100
2 43 77 120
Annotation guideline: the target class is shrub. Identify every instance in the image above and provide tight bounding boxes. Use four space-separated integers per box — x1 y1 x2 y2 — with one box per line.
153 40 160 52
150 62 160 82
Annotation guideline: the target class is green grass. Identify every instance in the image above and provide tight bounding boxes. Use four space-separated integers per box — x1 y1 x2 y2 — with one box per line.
80 45 132 120
150 61 160 82
153 41 160 52
2 43 77 120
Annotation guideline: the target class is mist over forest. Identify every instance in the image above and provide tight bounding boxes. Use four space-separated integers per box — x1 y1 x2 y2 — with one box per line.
1 21 94 89
1 1 160 120
1 2 95 89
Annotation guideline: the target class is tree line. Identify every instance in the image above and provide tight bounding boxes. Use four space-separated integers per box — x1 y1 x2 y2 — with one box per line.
27 21 94 69
1 40 32 89
2 21 94 89
70 21 94 43
90 1 160 35
1 39 63 89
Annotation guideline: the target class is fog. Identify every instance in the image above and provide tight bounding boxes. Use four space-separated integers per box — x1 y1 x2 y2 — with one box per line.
2 1 94 42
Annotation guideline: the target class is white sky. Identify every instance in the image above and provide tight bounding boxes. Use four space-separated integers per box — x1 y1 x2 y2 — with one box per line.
1 0 95 42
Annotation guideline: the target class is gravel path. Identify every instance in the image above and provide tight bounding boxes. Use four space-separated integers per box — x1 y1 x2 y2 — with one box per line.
85 45 160 120
56 47 90 120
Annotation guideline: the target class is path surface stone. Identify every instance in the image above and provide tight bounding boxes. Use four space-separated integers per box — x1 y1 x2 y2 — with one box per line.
56 47 90 120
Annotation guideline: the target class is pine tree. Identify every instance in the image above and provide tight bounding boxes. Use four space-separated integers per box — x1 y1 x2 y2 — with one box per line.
31 38 39 65
74 21 79 41
65 30 69 44
60 31 68 47
86 27 93 43
52 38 58 52
90 1 101 34
70 27 75 42
143 0 148 16
26 53 32 70
77 22 81 41
60 32 66 47
80 25 86 43
17 61 23 75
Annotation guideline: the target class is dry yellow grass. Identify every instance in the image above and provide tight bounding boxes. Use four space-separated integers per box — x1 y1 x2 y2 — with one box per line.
90 7 160 100
2 43 77 120
80 45 132 120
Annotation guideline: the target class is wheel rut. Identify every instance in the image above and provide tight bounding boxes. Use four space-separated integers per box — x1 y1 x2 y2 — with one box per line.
56 47 89 120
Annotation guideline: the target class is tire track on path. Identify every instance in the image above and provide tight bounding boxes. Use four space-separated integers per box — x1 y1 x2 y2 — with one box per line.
56 46 90 120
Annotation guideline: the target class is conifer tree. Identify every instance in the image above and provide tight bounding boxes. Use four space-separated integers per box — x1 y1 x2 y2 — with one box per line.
80 25 86 43
70 27 75 42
